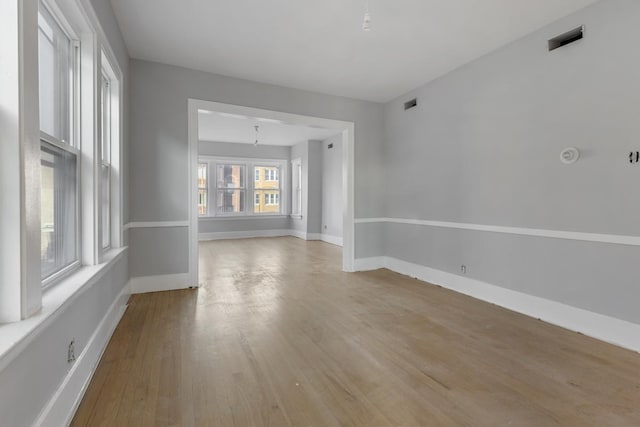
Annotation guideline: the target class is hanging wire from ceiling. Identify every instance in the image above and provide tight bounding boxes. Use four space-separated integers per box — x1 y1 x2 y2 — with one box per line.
362 0 372 31
254 125 259 146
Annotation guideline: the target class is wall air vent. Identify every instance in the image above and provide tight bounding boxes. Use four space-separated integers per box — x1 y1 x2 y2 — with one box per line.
548 26 584 51
404 98 417 110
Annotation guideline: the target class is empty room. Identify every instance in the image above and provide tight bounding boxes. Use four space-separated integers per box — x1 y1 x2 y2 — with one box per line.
1 0 639 425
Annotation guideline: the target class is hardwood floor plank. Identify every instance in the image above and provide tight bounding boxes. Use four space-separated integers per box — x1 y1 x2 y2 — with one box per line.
72 237 640 426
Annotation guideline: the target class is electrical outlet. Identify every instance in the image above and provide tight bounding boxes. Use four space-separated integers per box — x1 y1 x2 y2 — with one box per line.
461 265 467 274
68 340 76 364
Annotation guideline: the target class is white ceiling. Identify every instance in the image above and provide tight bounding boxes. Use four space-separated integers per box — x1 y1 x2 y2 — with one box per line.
111 0 598 103
198 110 342 146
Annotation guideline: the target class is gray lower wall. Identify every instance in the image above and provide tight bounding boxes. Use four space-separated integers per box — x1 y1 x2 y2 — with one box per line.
381 0 640 324
384 223 640 325
0 252 129 426
199 217 290 234
129 227 188 277
129 59 385 277
355 222 384 259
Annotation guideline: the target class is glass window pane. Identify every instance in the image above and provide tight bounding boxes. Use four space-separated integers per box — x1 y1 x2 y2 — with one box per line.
41 143 77 280
254 190 280 213
216 190 245 214
38 4 72 143
216 164 245 189
197 163 208 215
101 164 110 248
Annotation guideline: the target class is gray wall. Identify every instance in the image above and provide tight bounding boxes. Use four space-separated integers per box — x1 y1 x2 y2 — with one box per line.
321 134 343 239
129 59 385 277
307 140 323 234
381 0 640 324
198 141 291 235
290 140 323 235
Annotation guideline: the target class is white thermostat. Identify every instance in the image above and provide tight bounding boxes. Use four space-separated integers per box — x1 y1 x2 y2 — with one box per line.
560 147 580 164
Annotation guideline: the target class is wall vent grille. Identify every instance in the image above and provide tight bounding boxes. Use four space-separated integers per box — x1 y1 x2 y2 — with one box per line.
404 98 418 110
548 26 584 51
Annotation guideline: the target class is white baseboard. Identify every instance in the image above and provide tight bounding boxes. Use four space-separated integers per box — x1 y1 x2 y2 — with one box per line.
34 283 131 427
353 256 386 272
288 230 320 241
130 273 193 294
320 234 343 247
199 229 291 241
354 256 640 353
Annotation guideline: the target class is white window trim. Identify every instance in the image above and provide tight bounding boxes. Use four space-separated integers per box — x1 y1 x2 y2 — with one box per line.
38 0 82 288
98 50 122 259
290 157 302 219
198 155 288 219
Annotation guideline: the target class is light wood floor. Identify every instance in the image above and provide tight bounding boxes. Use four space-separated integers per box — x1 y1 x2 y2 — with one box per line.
72 237 640 426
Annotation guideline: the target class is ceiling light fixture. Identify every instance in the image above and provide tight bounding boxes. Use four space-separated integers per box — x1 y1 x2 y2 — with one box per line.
362 0 372 31
254 125 259 146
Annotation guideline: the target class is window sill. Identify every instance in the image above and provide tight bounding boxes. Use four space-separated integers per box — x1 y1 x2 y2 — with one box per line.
199 215 289 221
0 247 127 373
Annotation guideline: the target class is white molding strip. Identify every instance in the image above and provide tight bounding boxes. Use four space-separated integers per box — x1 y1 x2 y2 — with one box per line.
34 283 131 426
199 229 291 241
130 273 194 294
124 221 189 231
321 234 343 247
354 256 640 353
355 217 640 247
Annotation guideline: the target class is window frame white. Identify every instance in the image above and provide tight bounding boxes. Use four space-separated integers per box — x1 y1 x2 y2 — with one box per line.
198 156 288 218
38 0 82 289
291 157 302 218
0 0 126 323
99 50 121 255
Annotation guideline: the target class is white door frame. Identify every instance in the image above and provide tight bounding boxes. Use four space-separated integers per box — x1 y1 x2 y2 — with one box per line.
187 99 356 286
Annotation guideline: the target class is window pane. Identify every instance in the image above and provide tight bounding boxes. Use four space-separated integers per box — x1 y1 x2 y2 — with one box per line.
254 166 281 214
41 143 77 280
197 163 208 215
216 164 245 189
38 4 72 143
216 190 245 213
254 190 280 213
101 164 110 248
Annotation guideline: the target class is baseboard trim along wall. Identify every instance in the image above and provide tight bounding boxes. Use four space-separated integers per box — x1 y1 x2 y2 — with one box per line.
320 234 343 247
129 273 193 294
199 229 291 241
355 217 640 247
353 256 640 353
34 283 130 426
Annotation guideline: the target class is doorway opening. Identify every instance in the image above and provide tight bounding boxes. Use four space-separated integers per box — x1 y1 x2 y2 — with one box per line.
187 99 355 287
